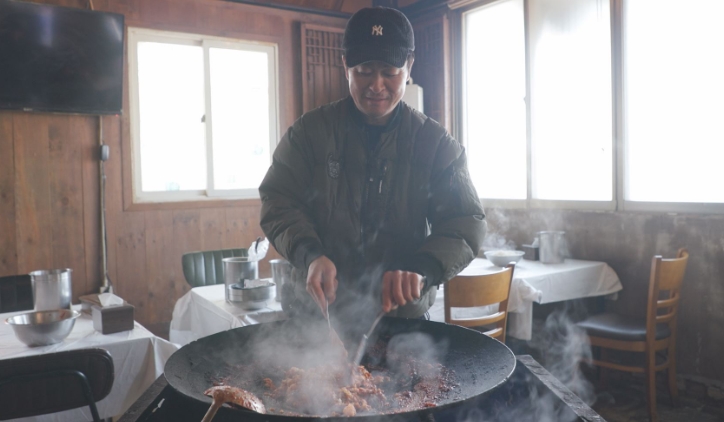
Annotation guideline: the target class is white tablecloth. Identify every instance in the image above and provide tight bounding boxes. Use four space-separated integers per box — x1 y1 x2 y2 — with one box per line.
169 258 622 345
431 258 623 340
0 307 178 422
169 286 286 346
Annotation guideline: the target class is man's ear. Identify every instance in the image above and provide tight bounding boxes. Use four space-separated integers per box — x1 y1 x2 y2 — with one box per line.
342 55 350 81
406 57 415 76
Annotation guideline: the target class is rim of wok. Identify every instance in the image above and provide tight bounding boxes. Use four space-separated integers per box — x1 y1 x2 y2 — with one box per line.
164 317 516 421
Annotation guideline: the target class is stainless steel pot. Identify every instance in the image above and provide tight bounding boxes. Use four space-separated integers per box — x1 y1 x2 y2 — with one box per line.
29 268 72 311
537 231 567 264
222 257 259 304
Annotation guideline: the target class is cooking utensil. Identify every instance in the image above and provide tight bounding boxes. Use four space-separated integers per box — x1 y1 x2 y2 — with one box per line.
352 309 385 367
324 299 347 359
201 385 265 422
6 309 80 347
164 317 516 421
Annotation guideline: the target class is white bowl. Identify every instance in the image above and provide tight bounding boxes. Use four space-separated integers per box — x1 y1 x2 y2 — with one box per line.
484 250 525 267
5 309 80 347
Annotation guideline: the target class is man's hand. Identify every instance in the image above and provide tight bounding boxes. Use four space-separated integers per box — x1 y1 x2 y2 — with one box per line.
381 270 424 313
306 256 338 316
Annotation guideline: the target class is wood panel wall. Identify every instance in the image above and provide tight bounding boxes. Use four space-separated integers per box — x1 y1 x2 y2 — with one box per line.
0 0 349 335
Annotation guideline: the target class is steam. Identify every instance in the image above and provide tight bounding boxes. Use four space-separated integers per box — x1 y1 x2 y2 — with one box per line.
528 305 596 406
452 303 595 422
482 209 518 251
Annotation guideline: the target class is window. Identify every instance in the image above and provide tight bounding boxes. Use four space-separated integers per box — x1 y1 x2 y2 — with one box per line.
128 28 279 203
460 0 724 213
463 0 527 200
463 0 612 207
623 0 724 205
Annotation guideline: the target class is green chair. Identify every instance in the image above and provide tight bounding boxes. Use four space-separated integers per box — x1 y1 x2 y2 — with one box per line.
181 248 248 288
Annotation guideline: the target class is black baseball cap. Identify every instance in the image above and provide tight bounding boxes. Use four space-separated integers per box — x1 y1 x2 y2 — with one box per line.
342 7 415 68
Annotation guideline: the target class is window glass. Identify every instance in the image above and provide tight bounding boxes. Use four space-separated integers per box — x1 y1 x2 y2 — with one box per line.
529 0 612 201
129 28 279 202
137 42 205 192
463 0 527 200
209 48 271 191
624 0 724 203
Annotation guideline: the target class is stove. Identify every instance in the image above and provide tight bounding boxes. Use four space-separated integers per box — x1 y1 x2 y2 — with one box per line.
118 355 605 422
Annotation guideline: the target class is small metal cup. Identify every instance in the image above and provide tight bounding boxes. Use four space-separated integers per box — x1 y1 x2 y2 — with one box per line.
270 259 293 302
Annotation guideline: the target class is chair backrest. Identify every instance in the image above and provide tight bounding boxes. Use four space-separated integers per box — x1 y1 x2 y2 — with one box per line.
0 348 114 421
444 263 515 342
646 248 688 342
0 274 33 313
181 248 248 288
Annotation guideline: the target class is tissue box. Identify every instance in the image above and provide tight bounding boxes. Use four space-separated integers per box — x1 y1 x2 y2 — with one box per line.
91 303 134 334
79 294 102 314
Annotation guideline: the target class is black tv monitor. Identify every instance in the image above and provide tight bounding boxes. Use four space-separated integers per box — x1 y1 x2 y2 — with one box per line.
0 0 124 115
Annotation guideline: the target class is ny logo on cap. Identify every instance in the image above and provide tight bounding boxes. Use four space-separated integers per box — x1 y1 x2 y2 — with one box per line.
372 25 383 36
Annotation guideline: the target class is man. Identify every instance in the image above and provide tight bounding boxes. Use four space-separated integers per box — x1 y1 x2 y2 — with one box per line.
259 7 485 324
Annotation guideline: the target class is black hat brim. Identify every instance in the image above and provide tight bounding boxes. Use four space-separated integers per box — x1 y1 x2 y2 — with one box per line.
345 46 410 68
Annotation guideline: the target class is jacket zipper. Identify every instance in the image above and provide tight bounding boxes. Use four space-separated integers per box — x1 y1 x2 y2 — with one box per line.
378 163 388 194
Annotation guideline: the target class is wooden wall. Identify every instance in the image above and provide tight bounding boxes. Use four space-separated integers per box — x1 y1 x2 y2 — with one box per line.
0 0 349 335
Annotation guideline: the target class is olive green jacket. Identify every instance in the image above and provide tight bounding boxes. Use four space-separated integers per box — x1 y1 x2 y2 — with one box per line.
259 98 486 318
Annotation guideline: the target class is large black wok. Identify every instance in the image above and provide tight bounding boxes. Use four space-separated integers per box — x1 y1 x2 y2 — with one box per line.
164 317 515 421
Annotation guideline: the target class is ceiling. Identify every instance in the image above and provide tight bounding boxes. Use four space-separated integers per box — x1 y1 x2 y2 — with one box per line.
228 0 444 18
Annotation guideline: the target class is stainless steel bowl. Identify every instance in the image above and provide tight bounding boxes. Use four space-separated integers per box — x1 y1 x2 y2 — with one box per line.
227 279 275 310
484 250 525 267
5 309 80 347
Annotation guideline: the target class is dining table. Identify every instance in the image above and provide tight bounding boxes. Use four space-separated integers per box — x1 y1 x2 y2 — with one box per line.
430 257 623 340
169 257 622 344
0 306 179 422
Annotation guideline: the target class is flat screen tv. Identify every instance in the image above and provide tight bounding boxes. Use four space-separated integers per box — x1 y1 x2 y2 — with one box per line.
0 0 124 115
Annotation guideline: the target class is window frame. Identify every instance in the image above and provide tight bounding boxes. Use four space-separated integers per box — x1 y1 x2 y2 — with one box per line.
127 27 280 204
453 0 724 214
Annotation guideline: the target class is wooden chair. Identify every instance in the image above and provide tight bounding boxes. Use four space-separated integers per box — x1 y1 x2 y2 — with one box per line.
444 263 515 342
181 248 248 288
0 348 114 421
576 248 689 422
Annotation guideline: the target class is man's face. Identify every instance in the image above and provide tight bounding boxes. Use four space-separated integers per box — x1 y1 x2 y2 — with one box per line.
344 58 413 125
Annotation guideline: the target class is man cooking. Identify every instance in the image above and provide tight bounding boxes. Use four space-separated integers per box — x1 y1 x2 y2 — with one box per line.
259 7 485 326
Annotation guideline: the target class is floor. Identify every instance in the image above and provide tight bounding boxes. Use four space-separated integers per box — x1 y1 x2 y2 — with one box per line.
506 316 724 422
591 380 724 422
